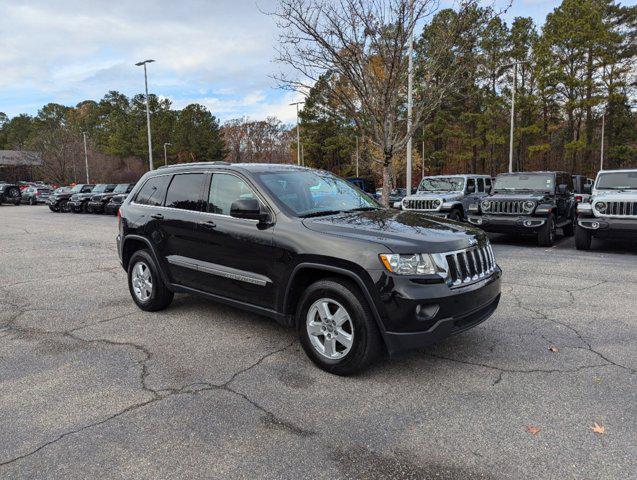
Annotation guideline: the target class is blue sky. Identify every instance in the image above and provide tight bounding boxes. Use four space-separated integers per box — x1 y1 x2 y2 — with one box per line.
0 0 629 123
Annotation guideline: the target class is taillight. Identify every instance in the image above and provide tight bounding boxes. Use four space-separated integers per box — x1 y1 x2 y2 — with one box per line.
117 208 121 226
575 195 582 202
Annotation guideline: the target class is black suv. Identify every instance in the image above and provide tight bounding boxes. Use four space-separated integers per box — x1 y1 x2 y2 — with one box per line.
68 183 115 213
468 171 577 247
47 184 94 212
0 181 22 205
118 163 502 374
87 183 135 214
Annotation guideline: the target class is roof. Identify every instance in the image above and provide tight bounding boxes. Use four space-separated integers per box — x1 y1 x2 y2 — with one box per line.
422 174 491 178
155 162 311 174
496 171 563 176
598 169 637 173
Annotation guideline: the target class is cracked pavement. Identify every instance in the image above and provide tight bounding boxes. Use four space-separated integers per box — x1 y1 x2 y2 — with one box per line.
1 205 635 479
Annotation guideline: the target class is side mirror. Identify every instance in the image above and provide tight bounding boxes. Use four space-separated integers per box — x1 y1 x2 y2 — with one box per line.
485 185 492 194
230 198 268 223
558 184 568 194
466 185 476 194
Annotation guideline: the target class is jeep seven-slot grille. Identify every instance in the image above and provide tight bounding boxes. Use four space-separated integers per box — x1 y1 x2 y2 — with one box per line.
404 199 439 210
445 244 496 287
604 201 637 217
486 200 526 215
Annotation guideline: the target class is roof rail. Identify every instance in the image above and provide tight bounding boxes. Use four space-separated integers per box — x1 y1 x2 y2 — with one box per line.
157 161 231 170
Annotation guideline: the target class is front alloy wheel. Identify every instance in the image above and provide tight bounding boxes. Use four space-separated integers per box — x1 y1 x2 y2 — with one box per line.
306 298 354 360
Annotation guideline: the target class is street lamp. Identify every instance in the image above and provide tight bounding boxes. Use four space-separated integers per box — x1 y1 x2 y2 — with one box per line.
82 132 90 183
406 0 414 191
135 59 155 171
163 142 172 166
290 101 305 166
504 60 528 173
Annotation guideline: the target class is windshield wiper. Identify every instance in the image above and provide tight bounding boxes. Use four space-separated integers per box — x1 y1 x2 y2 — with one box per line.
349 206 379 212
299 210 344 218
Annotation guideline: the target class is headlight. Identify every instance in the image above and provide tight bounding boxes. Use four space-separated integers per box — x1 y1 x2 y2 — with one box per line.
481 200 491 211
523 200 536 212
595 201 606 212
432 199 441 208
379 253 437 275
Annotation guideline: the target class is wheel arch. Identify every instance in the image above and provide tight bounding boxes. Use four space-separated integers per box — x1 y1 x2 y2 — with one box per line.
121 235 172 286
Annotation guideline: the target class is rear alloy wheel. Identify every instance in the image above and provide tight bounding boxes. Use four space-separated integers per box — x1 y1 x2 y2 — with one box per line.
538 215 556 247
127 249 174 311
297 278 383 375
575 224 592 250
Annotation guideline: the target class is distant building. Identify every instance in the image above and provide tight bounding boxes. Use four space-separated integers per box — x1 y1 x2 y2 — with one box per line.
0 150 43 167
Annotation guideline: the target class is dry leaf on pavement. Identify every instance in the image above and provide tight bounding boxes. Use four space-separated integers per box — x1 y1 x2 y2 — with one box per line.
548 346 559 353
527 425 540 435
590 422 605 434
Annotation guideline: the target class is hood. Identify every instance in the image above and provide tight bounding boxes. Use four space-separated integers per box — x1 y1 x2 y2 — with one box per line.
592 190 637 202
91 193 114 202
302 209 487 254
406 192 463 202
109 194 128 203
486 192 551 202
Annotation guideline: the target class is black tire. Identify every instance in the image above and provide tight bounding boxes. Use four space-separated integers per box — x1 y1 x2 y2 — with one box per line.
296 278 383 375
6 186 21 205
49 205 59 212
127 249 174 311
72 203 83 213
538 215 556 247
563 214 575 237
60 200 70 212
575 224 592 250
448 208 462 222
29 196 36 205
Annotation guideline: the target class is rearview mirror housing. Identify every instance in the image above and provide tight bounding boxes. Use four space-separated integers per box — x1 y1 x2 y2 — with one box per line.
230 198 269 223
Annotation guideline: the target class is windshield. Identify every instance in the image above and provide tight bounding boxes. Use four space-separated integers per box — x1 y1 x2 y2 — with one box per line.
494 174 553 192
70 185 86 193
53 188 69 194
92 184 109 193
258 170 379 217
418 177 464 192
596 172 637 190
113 184 129 193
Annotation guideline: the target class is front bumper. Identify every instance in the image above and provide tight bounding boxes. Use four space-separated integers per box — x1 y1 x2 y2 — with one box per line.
468 214 546 233
376 270 502 355
88 201 105 212
67 200 84 210
105 203 122 215
578 216 637 238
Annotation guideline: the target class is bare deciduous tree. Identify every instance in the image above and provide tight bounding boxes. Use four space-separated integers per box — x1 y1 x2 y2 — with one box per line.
270 0 500 204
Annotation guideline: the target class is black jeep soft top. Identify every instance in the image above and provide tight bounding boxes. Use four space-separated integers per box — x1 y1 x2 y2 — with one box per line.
467 171 577 247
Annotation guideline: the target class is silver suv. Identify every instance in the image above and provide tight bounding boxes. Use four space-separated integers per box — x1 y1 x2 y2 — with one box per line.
401 175 493 221
575 169 637 250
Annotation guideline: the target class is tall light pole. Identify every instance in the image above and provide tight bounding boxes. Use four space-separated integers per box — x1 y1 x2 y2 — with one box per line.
135 59 155 171
355 136 359 177
163 142 172 166
290 101 304 166
406 0 414 190
82 132 90 183
599 112 605 170
507 60 528 173
421 126 425 181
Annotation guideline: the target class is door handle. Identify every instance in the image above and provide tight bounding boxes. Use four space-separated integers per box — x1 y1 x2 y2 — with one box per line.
151 213 164 220
199 220 216 229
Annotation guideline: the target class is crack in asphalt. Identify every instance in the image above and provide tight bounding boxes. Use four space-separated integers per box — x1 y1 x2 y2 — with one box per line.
0 306 309 468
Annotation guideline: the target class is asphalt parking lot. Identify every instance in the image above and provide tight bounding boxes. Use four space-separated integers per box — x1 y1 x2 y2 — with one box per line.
1 205 635 479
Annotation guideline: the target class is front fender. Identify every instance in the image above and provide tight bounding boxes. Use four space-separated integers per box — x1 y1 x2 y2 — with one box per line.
535 204 555 216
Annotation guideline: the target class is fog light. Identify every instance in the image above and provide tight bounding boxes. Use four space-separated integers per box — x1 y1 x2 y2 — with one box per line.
523 220 533 227
416 304 440 321
591 222 600 229
475 218 483 225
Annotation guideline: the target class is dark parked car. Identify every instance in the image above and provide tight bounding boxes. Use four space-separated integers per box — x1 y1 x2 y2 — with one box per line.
468 171 577 246
117 162 501 375
68 183 115 213
0 181 22 205
87 183 135 214
346 177 377 196
104 193 130 215
22 185 53 205
47 184 94 212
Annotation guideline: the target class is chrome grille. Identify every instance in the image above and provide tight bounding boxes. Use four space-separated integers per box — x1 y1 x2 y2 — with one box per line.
444 243 496 287
486 200 526 215
603 201 637 217
405 199 440 211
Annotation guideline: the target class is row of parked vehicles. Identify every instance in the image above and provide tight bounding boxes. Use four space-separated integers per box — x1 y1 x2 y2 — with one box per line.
398 170 635 250
46 183 134 215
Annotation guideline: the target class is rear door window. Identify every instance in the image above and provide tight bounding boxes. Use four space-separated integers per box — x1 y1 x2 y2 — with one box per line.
477 178 485 193
165 173 205 211
135 176 170 206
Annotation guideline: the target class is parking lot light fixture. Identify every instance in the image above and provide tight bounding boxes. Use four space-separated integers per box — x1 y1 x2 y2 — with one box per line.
163 142 172 166
82 132 90 183
135 59 155 171
290 101 305 166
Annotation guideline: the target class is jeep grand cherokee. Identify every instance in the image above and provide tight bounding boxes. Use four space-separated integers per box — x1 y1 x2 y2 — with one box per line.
117 163 502 375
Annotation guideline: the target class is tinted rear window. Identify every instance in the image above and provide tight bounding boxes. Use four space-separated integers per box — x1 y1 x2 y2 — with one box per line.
165 173 205 211
135 175 170 206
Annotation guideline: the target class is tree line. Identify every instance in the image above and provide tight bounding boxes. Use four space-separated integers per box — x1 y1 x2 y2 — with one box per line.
1 0 635 188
